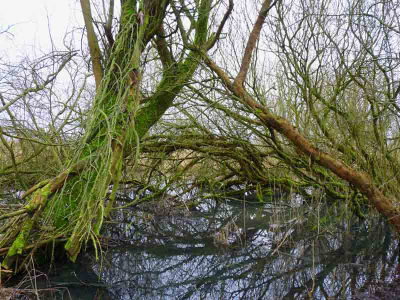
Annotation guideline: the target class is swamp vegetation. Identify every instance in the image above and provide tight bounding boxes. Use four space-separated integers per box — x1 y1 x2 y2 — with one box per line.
1 0 400 298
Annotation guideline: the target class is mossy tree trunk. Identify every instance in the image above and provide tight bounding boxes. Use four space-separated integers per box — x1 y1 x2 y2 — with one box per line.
0 0 228 271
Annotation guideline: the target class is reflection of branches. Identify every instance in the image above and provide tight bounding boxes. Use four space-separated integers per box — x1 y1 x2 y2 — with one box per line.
89 197 400 299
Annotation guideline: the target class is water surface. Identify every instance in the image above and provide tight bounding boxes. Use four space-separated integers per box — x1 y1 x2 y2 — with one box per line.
11 197 400 299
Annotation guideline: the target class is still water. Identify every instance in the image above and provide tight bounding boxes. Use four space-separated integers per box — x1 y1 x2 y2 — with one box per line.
12 196 400 299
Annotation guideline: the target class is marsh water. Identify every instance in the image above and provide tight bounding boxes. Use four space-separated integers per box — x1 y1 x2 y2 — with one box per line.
11 194 400 299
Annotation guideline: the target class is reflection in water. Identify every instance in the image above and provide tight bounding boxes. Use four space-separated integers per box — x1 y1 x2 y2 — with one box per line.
97 198 400 300
13 197 400 299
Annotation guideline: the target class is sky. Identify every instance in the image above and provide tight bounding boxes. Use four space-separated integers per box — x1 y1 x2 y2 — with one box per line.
0 0 82 62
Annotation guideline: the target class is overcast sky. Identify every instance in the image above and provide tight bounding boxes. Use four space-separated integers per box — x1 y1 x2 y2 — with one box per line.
0 0 82 62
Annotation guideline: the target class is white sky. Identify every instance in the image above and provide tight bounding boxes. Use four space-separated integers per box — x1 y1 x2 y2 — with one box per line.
0 0 82 62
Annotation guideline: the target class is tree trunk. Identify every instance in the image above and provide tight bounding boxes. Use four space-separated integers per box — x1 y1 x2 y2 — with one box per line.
1 0 216 271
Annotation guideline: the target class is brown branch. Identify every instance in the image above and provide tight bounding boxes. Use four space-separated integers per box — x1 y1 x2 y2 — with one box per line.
206 0 234 50
234 0 274 87
103 0 115 47
80 0 103 90
155 25 175 69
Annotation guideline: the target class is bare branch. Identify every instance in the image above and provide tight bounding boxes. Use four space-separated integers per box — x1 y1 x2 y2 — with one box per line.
155 25 175 69
103 0 115 47
0 53 74 114
234 0 276 87
206 0 234 50
80 0 104 90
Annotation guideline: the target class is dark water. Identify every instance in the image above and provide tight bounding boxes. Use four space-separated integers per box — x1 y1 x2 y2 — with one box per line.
10 197 400 299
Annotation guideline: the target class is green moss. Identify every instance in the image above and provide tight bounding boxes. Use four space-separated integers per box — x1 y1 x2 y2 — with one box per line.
120 0 137 28
93 204 104 235
64 235 81 262
349 192 368 220
2 218 34 269
46 177 84 228
41 184 52 197
24 184 51 212
11 219 33 254
194 0 211 46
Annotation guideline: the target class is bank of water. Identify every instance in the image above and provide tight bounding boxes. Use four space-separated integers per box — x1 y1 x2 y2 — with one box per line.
9 196 400 299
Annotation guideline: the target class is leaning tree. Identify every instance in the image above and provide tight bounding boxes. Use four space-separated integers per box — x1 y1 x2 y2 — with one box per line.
0 0 230 271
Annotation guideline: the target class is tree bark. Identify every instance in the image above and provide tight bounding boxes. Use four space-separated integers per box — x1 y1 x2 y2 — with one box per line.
80 0 103 90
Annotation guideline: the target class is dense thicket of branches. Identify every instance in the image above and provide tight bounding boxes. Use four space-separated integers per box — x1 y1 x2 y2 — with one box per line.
1 0 400 274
